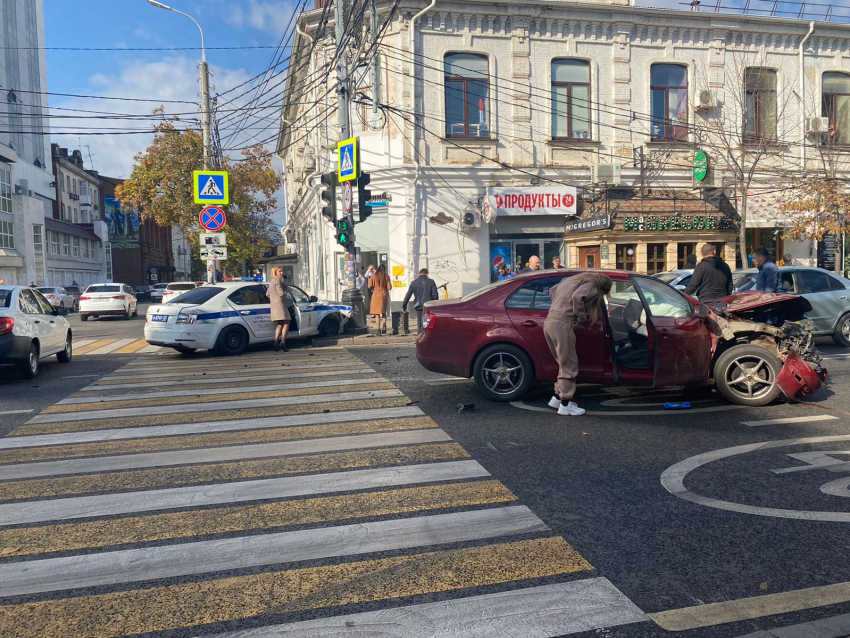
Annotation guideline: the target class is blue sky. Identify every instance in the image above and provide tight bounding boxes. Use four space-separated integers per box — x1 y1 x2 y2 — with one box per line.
43 0 299 226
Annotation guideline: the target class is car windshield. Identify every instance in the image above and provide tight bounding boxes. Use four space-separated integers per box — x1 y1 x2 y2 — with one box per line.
36 288 55 294
652 272 680 283
87 285 120 293
460 277 517 302
0 289 10 308
66 286 81 292
165 287 222 305
167 283 196 291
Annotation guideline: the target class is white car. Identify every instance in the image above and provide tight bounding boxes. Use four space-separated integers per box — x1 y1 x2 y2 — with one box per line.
0 285 72 378
652 270 694 291
150 283 168 302
79 283 138 321
161 282 198 303
36 287 76 313
144 281 353 355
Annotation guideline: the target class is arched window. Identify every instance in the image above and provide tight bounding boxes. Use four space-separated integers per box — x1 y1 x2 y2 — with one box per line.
650 64 688 141
744 68 777 142
552 59 591 139
444 53 489 138
823 72 850 146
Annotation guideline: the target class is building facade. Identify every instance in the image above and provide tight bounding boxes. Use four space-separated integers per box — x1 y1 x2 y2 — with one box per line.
279 0 850 301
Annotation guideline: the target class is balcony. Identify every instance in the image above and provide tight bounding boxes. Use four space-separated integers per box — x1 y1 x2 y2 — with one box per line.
79 193 92 208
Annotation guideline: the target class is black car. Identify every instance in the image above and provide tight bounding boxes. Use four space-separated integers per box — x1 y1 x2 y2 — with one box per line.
134 285 154 301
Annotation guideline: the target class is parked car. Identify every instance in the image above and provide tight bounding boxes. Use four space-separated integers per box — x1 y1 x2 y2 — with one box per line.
161 282 198 303
0 285 72 378
144 281 352 355
652 270 693 291
79 283 138 321
150 283 169 302
731 267 850 346
416 269 826 407
36 287 76 313
134 285 154 301
64 285 83 311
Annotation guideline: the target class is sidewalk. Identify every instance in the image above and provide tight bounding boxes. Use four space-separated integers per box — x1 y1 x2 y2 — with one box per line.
312 314 420 348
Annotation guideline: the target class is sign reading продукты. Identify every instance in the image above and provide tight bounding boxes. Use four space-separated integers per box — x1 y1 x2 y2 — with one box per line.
487 186 577 217
337 137 357 183
199 205 226 232
565 213 613 235
193 170 229 205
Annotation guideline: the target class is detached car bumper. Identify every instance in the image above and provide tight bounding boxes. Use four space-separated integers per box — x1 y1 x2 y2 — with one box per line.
777 350 827 400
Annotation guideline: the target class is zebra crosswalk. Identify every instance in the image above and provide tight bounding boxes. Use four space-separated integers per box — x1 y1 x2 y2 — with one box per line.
73 337 164 356
0 347 648 638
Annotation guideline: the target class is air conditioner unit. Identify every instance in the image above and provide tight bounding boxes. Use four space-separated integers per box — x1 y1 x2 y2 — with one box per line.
461 210 482 230
807 117 830 134
590 163 621 186
694 89 714 111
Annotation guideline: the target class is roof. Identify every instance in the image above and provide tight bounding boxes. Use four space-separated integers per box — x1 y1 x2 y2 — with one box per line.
44 218 102 242
600 190 736 217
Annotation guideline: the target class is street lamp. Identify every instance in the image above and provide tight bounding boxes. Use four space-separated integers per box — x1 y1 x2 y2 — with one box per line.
146 0 211 169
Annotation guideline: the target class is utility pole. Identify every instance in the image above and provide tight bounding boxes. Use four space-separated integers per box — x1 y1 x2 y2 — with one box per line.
371 0 381 114
334 0 351 139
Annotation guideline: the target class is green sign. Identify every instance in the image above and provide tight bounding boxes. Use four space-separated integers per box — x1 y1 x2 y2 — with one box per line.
600 245 609 261
336 219 349 231
694 150 708 182
621 215 735 232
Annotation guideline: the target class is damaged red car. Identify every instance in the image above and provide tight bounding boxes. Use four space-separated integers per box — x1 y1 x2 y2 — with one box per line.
416 270 826 407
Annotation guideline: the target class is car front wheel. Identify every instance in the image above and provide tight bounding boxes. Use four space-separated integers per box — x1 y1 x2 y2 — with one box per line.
473 343 534 402
57 333 72 363
80 314 89 322
714 345 782 407
318 316 340 338
833 313 850 347
216 326 248 356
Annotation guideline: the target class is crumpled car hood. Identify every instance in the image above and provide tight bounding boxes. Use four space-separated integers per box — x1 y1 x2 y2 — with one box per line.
709 291 813 320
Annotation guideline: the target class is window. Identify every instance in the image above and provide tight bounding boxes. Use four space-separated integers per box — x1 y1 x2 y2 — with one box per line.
744 68 777 142
0 168 11 214
552 59 591 139
797 269 832 294
104 241 112 280
647 243 666 275
61 202 65 218
828 274 847 291
62 234 71 256
49 230 60 254
170 287 222 305
288 286 310 304
19 288 40 314
0 219 13 248
228 285 270 306
72 178 76 194
59 172 64 191
72 236 80 257
66 175 70 192
73 207 78 223
823 72 850 146
634 277 692 319
83 238 90 259
32 290 55 315
650 64 688 141
616 244 637 271
677 242 697 269
505 277 563 310
32 224 44 285
444 53 489 138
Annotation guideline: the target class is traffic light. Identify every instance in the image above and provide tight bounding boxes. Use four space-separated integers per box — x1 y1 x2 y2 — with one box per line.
320 172 337 222
335 215 355 249
357 171 372 223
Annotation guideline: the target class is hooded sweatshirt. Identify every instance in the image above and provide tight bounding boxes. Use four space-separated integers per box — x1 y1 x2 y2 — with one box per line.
547 277 600 325
683 256 733 302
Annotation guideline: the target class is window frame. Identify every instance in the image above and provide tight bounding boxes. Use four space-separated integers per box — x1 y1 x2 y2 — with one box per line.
650 64 689 142
62 234 71 256
823 72 850 147
551 58 592 141
0 218 13 249
0 168 11 214
744 68 778 144
616 244 637 271
646 243 667 275
444 53 490 139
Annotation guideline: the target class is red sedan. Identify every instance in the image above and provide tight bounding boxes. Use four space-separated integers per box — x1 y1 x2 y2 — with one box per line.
416 269 826 407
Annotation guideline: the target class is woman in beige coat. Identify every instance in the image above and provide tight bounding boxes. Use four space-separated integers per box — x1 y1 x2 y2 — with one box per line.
268 267 291 352
368 264 393 334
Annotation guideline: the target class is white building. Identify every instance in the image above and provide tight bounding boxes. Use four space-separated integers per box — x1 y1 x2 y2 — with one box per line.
172 224 193 281
278 0 850 302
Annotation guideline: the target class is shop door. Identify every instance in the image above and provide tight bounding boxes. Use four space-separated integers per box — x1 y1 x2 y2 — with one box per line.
514 243 541 272
578 246 601 269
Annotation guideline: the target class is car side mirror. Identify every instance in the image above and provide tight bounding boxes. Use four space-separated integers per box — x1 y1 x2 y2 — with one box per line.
309 295 318 303
695 304 711 318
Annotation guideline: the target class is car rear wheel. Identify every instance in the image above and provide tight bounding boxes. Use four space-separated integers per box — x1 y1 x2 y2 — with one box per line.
80 314 88 321
18 342 39 379
473 344 534 402
57 333 72 363
318 316 340 338
123 306 131 320
832 313 850 347
714 345 782 407
216 326 248 356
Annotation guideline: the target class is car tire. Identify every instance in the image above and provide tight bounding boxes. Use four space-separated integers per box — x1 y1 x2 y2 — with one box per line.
174 346 197 355
216 326 248 356
18 342 39 379
318 316 340 338
74 300 79 312
123 306 131 320
714 345 782 407
832 313 850 347
80 314 88 322
132 305 138 318
57 333 72 363
472 343 534 402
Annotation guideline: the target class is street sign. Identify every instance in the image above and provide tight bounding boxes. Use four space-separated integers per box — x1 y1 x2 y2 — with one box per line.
200 232 227 246
150 274 158 282
200 246 228 260
149 267 158 275
342 181 353 213
694 150 708 182
199 205 227 232
337 137 357 183
193 170 229 205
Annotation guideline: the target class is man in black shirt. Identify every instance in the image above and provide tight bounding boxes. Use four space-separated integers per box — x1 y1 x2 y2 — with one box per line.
683 243 732 302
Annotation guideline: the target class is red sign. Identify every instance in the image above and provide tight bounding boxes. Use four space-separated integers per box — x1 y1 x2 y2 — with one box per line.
199 205 226 231
487 186 577 216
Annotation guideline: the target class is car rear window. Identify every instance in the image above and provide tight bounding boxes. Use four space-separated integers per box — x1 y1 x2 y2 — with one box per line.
167 283 196 291
36 288 55 294
0 289 10 308
165 287 222 305
86 285 120 293
460 277 516 302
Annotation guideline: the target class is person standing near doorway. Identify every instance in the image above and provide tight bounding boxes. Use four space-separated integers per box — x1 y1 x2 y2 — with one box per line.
268 267 291 352
552 256 563 269
683 243 732 302
402 268 439 335
519 256 540 274
368 264 393 334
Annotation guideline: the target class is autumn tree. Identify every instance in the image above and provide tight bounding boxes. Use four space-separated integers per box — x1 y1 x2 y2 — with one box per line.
116 120 281 272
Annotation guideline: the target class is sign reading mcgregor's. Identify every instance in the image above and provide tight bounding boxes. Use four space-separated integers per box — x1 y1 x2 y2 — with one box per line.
621 215 736 232
487 186 577 217
565 213 613 234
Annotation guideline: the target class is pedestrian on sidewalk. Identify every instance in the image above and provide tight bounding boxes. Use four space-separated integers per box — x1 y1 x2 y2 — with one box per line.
753 248 783 293
269 266 291 352
683 243 732 302
402 268 439 334
497 264 514 280
519 255 540 274
544 273 612 417
368 264 393 335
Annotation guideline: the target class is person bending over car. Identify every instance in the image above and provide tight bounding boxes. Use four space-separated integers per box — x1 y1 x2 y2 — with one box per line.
683 243 732 302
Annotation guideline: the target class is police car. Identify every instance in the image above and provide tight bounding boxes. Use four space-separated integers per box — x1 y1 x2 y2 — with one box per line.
144 281 353 355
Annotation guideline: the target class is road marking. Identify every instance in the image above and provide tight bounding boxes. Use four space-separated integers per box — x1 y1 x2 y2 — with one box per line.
121 348 349 367
734 611 850 638
0 505 545 597
194 579 645 638
1 480 510 554
72 339 116 355
649 580 850 632
71 338 96 349
0 460 490 525
425 377 474 385
85 338 137 355
0 440 466 501
99 361 366 381
137 344 164 353
741 415 840 427
61 374 101 379
112 338 150 354
119 354 358 372
0 405 425 449
27 388 405 424
0 409 33 415
511 400 740 416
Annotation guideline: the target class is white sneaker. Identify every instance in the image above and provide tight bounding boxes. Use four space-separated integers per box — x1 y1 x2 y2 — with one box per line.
557 402 585 416
548 396 561 409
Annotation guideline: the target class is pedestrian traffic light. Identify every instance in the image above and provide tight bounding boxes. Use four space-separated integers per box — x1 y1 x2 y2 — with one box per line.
357 171 372 223
320 172 337 222
335 216 355 248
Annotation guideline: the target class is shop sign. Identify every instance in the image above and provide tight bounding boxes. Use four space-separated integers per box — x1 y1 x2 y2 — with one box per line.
621 215 735 232
487 186 577 217
565 213 612 234
600 245 610 262
694 150 708 182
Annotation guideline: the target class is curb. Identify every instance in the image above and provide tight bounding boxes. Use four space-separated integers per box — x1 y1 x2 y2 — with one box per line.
311 334 418 347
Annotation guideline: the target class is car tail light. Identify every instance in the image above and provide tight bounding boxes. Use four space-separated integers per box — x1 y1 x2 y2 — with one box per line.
80 295 91 301
0 317 13 336
176 311 197 324
423 314 436 329
112 295 126 300
45 295 55 299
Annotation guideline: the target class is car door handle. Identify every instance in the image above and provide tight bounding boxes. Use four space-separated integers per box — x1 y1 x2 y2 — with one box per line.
240 310 251 315
659 328 670 338
841 296 848 300
521 320 537 328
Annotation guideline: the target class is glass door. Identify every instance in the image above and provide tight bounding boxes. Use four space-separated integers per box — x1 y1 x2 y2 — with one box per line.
514 242 541 272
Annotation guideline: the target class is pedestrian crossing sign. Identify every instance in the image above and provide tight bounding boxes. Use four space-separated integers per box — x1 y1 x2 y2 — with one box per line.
193 170 229 205
337 137 357 183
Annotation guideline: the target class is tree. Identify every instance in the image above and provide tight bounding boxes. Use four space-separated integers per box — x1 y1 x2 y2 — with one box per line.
116 120 281 271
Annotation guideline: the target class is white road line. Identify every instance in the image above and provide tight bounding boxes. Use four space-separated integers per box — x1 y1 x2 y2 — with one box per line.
26 388 404 424
59 376 384 405
734 611 850 638
0 428 448 480
62 374 101 379
84 338 137 356
0 460 488 525
741 415 840 427
71 339 97 349
123 348 348 366
198 579 648 638
0 505 543 598
120 355 357 372
101 361 363 381
0 409 33 415
137 345 164 353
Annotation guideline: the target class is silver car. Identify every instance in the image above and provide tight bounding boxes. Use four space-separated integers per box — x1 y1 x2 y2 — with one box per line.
733 267 850 346
652 270 694 291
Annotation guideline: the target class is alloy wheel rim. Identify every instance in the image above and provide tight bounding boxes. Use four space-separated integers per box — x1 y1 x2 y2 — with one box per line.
29 350 37 372
65 337 71 356
481 352 525 395
843 318 850 340
725 355 776 401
